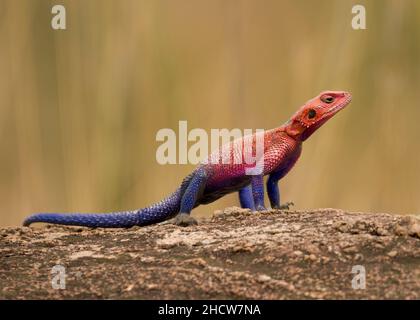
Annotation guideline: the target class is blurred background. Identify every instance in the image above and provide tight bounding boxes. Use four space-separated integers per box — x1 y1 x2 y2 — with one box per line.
0 0 419 227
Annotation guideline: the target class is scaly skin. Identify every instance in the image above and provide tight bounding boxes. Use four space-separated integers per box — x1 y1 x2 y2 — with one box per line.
23 91 352 228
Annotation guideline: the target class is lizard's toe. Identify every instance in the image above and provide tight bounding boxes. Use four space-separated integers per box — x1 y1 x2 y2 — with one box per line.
173 213 198 227
273 201 294 210
255 205 267 212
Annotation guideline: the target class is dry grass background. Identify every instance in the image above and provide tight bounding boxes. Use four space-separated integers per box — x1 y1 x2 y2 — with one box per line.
0 0 419 226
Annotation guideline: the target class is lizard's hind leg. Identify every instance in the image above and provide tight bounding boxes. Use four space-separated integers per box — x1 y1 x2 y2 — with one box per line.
267 173 294 210
173 168 208 227
238 185 255 210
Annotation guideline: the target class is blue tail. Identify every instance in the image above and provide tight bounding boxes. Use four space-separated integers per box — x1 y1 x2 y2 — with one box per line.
23 190 182 228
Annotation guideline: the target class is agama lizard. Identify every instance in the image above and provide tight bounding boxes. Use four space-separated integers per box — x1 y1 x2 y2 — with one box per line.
23 91 352 228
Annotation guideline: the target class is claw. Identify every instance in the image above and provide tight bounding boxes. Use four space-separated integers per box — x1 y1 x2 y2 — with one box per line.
255 205 267 212
273 201 294 210
173 213 198 227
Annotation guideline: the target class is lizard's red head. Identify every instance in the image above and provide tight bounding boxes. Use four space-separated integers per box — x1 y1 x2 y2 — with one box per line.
285 91 352 141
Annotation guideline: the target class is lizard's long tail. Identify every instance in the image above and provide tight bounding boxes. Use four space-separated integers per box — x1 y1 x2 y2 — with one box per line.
23 189 181 228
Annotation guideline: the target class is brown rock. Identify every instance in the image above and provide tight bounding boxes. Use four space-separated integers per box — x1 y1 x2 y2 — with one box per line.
0 209 419 299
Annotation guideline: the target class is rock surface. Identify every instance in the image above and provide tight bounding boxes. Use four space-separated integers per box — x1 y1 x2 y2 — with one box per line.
0 208 419 299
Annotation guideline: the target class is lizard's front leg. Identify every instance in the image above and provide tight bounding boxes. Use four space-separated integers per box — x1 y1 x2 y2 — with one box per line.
250 175 266 211
174 169 207 226
238 185 255 210
267 172 294 210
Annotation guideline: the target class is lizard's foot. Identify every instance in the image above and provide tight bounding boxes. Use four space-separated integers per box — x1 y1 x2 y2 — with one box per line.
255 205 267 212
173 213 198 227
272 201 294 210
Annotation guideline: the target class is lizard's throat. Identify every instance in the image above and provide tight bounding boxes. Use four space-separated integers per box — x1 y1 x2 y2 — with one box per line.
285 117 330 141
299 117 330 141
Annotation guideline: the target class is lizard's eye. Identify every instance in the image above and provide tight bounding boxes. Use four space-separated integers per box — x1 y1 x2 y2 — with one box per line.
321 96 335 104
307 109 316 119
